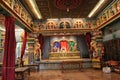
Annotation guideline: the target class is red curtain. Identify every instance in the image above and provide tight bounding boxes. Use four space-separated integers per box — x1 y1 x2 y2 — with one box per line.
2 16 16 80
20 31 27 66
85 32 91 49
38 34 44 56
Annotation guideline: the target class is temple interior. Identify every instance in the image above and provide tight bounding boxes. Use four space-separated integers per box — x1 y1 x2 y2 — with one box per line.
0 0 120 80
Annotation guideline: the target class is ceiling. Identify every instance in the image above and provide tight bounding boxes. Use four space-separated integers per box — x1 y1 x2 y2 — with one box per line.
20 0 113 21
36 0 98 19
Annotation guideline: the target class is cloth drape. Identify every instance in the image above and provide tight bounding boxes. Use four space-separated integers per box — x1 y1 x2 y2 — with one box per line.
85 32 91 49
20 31 27 66
60 40 68 52
2 16 16 80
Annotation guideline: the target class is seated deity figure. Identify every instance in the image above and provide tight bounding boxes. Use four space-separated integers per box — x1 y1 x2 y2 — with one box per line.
60 40 68 52
111 5 117 15
53 46 58 52
61 46 67 53
68 41 75 51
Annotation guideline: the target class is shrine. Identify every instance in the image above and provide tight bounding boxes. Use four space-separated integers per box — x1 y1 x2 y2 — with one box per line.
0 0 120 80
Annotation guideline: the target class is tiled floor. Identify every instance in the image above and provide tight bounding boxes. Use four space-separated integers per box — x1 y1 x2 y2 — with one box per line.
0 69 120 80
29 69 120 80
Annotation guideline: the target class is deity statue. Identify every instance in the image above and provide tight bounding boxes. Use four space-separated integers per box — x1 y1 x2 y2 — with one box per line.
21 8 25 19
109 8 114 18
116 0 120 11
111 5 117 15
96 19 100 26
14 3 19 13
68 41 75 51
102 13 107 22
34 40 41 61
90 40 98 58
106 10 110 19
60 46 67 53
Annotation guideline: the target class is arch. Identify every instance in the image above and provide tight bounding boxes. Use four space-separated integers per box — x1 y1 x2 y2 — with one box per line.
46 21 56 29
73 19 84 28
58 19 72 29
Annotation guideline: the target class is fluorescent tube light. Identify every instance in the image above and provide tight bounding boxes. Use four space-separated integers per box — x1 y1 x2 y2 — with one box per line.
29 0 42 19
88 0 105 18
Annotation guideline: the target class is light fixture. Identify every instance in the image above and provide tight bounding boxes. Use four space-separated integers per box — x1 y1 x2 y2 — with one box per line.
28 0 42 19
67 8 69 12
88 0 105 18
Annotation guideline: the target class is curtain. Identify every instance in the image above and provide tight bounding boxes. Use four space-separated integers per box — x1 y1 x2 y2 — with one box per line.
85 32 91 49
38 34 44 56
20 31 27 66
2 16 16 80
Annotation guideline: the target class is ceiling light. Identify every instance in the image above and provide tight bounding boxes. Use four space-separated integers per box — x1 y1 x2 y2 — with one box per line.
88 0 105 18
67 8 69 12
28 0 42 19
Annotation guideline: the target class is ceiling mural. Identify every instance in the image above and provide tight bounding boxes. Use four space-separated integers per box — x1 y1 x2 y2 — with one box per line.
53 0 81 10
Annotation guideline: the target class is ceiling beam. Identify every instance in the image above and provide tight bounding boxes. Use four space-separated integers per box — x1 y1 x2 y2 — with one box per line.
47 0 52 18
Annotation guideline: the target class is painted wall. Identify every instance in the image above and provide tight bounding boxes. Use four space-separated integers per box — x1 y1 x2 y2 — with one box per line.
77 35 89 58
103 19 120 41
43 36 50 59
